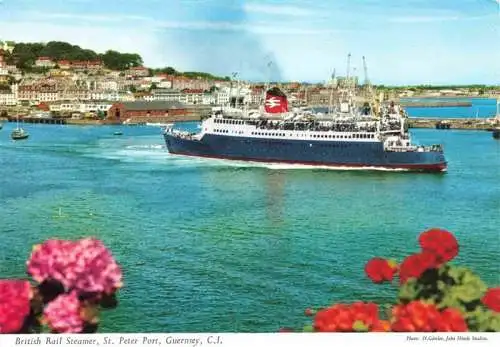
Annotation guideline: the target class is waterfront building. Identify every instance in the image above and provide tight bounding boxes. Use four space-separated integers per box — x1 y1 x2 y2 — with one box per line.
106 100 188 122
49 100 113 114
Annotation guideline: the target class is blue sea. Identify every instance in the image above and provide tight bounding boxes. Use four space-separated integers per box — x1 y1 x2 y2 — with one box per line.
0 118 499 332
313 98 498 119
403 97 498 118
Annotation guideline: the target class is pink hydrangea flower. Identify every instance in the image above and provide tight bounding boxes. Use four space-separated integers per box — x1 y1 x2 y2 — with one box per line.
27 238 122 295
44 291 84 333
0 280 31 334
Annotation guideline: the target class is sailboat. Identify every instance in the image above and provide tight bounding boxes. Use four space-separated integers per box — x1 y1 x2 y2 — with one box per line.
11 115 29 140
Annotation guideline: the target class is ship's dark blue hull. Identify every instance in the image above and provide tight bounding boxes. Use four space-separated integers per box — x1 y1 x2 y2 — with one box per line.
164 134 447 172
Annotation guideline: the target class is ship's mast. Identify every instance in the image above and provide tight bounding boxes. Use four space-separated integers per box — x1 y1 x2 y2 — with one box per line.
362 56 376 116
338 53 352 114
328 69 336 115
362 56 371 92
346 53 351 82
261 60 274 114
228 72 237 109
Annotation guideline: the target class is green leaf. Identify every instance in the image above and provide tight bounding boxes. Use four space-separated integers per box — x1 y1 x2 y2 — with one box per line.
352 320 369 332
488 315 500 332
398 278 419 302
455 285 482 303
302 325 314 332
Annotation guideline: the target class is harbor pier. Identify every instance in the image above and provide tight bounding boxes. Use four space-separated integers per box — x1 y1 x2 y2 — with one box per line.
7 117 67 125
408 117 497 130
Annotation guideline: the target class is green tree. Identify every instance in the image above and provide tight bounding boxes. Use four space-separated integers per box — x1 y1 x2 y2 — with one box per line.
149 83 158 91
100 50 143 70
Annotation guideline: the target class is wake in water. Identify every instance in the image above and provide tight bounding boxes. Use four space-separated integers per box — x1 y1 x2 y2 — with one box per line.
168 154 415 172
85 136 427 172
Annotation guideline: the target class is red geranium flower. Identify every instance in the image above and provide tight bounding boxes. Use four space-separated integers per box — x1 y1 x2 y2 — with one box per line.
482 288 500 312
43 291 84 333
0 280 32 334
418 228 459 263
399 252 438 284
27 238 123 295
314 302 379 332
391 301 441 332
365 258 398 283
370 320 390 332
435 308 468 332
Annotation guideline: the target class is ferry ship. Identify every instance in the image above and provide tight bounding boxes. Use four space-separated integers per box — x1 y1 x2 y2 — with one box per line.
163 87 447 172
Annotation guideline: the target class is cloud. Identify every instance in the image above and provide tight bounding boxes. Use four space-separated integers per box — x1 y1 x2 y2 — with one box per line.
242 3 322 17
389 13 497 23
26 12 332 35
28 12 151 22
389 15 460 23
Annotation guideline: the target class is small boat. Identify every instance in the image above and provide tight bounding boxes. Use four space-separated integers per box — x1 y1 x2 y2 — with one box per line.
0 122 3 130
113 131 123 136
435 120 451 129
11 128 29 140
11 116 29 140
493 128 500 140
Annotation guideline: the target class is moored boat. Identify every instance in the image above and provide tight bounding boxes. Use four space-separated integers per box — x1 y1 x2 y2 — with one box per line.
11 116 29 140
11 128 29 140
493 128 500 139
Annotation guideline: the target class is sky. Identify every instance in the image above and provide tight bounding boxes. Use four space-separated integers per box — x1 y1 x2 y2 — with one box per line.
0 0 499 85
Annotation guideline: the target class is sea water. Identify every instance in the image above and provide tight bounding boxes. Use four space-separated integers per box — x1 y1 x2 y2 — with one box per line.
0 120 498 332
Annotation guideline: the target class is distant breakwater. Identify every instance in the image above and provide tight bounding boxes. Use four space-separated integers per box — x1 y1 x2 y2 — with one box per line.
401 101 472 107
408 117 497 130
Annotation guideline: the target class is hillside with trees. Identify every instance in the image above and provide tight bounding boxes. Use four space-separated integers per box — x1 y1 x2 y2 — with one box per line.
1 41 231 80
150 66 230 81
2 41 143 70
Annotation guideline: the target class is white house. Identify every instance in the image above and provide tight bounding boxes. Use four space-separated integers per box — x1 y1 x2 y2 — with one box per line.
35 57 56 68
38 91 59 102
98 80 118 91
90 91 120 101
51 101 113 113
158 80 172 89
0 90 17 105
